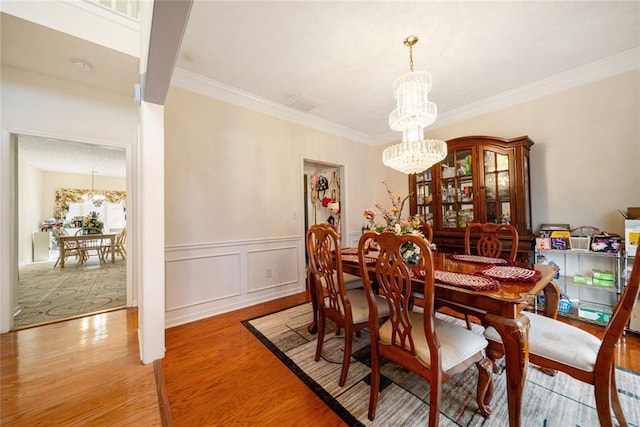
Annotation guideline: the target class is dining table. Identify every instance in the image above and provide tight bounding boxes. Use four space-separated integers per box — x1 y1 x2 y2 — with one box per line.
56 233 117 268
306 249 559 427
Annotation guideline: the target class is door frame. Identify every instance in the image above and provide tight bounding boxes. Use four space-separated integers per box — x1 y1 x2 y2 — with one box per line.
0 129 135 332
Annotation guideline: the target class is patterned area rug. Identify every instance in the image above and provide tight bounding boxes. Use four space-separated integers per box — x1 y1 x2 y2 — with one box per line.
243 303 640 427
15 257 126 328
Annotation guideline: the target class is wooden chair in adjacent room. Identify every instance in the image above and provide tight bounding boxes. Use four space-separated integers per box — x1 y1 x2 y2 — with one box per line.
75 227 107 266
306 223 390 387
357 231 493 426
484 254 640 427
113 227 127 261
52 227 84 267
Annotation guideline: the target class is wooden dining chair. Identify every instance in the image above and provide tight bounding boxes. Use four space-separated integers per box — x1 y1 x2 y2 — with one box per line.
419 221 434 242
306 223 390 387
458 222 519 328
357 231 493 425
464 222 519 261
484 254 640 427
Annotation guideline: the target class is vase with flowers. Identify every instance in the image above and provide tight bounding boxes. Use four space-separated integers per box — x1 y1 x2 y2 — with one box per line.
82 211 104 234
363 181 435 265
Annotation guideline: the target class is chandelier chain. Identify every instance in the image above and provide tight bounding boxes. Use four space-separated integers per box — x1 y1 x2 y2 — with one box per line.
409 44 414 72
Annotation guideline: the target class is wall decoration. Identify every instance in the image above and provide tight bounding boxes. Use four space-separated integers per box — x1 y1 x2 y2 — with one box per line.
54 188 126 220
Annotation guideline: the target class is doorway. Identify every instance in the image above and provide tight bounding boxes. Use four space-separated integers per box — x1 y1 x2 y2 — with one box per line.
13 134 128 329
303 160 344 248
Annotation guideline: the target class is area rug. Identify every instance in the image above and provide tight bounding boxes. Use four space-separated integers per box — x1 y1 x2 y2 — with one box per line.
15 257 126 328
242 303 640 427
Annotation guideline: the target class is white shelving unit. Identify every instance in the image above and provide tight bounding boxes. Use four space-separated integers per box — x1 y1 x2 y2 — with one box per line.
536 248 621 325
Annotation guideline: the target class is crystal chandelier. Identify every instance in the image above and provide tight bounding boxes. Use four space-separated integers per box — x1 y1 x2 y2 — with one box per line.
383 35 447 174
82 168 106 207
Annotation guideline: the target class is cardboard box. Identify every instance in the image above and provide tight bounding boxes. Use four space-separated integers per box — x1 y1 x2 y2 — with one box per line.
625 219 640 257
627 207 640 219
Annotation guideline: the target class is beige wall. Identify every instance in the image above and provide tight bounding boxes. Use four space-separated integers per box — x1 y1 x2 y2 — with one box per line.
17 159 42 265
424 70 640 236
164 86 403 246
1 66 137 144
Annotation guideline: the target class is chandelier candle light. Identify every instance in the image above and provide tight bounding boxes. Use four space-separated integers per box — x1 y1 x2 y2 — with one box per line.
383 35 447 174
82 168 106 207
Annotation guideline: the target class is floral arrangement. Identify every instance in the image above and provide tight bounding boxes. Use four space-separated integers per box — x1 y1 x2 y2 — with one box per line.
82 211 104 233
363 181 435 263
363 181 421 235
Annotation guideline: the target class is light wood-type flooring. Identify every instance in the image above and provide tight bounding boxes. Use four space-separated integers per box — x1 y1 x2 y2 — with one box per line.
2 292 639 426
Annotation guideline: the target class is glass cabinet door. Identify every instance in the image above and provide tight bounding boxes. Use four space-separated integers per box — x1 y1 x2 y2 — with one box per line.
415 168 434 225
483 149 511 224
440 149 473 228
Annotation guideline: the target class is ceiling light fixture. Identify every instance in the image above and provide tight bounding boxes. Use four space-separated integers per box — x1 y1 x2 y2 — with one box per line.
383 35 447 174
82 168 106 207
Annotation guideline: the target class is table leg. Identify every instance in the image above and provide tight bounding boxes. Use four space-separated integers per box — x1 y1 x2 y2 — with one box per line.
484 313 530 427
543 281 560 319
110 236 115 263
306 269 318 334
60 244 66 268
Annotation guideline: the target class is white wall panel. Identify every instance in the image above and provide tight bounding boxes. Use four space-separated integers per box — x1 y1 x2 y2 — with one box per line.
164 236 304 327
166 252 241 311
247 246 298 292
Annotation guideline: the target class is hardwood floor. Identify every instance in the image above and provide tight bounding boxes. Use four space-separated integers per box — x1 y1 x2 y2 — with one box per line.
2 292 639 426
1 308 162 426
162 292 345 426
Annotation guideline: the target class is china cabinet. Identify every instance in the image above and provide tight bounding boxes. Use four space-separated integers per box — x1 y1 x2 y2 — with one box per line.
409 135 534 260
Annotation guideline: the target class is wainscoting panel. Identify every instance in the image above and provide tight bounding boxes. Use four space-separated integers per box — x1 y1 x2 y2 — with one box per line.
165 252 241 311
247 246 298 293
165 236 305 327
347 232 363 249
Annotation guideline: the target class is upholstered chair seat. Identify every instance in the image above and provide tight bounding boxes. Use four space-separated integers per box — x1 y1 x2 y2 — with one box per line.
484 312 600 371
380 311 489 372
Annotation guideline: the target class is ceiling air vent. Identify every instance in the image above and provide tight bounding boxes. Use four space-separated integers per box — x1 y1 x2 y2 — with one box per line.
284 94 323 112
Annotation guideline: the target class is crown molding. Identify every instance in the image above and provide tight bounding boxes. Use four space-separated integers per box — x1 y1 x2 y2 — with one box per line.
171 68 374 145
172 48 639 147
432 47 640 131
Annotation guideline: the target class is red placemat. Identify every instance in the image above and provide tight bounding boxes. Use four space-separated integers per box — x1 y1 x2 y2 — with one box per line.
450 254 510 265
341 254 376 264
434 270 500 291
477 265 542 282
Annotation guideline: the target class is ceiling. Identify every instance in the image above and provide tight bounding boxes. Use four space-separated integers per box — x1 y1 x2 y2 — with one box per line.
176 1 640 143
2 2 639 174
